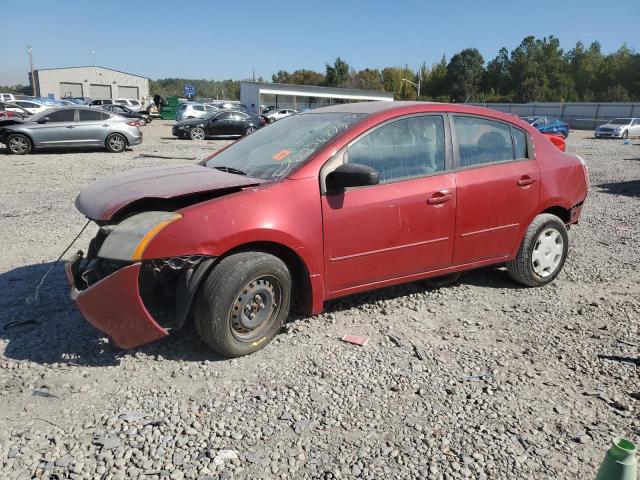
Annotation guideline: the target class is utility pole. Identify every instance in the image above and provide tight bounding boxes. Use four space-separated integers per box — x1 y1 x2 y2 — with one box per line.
27 44 35 96
252 65 255 82
91 49 96 66
401 77 420 98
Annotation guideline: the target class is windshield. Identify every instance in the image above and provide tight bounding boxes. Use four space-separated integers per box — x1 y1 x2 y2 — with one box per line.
609 118 631 125
206 112 365 180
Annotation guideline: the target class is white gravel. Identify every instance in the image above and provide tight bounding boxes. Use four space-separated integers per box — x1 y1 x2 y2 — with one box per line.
0 123 638 480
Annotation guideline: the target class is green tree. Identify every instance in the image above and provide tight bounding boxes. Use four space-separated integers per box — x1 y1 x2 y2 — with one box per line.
423 55 449 101
351 68 384 91
446 48 485 102
324 57 350 87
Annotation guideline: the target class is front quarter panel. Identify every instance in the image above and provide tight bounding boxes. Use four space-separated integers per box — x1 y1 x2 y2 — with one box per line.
142 177 324 276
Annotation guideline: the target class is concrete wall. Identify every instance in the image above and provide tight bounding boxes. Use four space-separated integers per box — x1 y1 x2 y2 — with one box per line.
35 66 149 101
471 102 640 129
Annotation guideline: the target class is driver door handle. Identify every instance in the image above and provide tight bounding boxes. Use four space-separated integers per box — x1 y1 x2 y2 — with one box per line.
427 190 453 205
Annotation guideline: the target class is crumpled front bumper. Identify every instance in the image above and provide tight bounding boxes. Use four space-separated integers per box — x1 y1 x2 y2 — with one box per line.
65 253 169 349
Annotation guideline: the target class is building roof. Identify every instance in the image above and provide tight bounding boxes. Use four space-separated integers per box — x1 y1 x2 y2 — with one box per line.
241 81 393 100
34 66 149 80
309 101 433 114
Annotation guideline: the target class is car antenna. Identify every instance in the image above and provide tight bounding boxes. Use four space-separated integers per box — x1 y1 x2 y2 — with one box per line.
25 219 91 305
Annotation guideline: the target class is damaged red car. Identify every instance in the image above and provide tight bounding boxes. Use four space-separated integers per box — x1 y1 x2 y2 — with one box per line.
67 102 589 357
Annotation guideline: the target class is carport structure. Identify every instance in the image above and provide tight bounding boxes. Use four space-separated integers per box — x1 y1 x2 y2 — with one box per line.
240 81 394 115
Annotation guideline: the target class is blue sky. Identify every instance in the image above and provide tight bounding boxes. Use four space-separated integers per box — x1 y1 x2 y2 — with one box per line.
0 0 638 85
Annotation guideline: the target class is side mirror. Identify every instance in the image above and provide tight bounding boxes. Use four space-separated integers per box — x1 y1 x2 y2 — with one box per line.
37 117 49 124
326 163 379 193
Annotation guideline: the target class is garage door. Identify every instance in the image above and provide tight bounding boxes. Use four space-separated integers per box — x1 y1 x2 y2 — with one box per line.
90 84 112 98
118 86 139 99
59 82 83 98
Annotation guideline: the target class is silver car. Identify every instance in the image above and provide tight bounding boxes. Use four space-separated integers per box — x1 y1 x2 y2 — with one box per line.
0 107 142 154
595 118 640 139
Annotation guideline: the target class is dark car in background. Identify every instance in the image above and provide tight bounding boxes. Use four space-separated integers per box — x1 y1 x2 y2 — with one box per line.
0 107 142 154
172 110 264 140
102 104 152 125
521 116 569 138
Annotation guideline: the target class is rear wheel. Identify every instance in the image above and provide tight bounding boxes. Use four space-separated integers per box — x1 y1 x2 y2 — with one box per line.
190 127 205 140
245 126 256 135
622 130 629 140
195 252 291 358
6 134 32 155
507 213 568 287
105 133 127 153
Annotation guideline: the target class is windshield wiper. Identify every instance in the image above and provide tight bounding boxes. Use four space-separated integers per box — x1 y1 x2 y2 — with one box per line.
213 166 247 176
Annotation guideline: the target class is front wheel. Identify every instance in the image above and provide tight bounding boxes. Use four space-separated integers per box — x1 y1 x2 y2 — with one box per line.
105 133 127 153
507 213 568 287
190 127 205 140
245 126 256 135
622 130 629 140
6 134 32 154
195 252 291 358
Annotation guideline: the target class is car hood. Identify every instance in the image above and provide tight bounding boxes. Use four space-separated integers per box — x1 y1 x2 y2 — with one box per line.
75 164 264 221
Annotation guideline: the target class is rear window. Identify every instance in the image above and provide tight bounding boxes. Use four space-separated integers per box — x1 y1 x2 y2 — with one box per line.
115 100 127 104
79 109 106 121
130 100 140 105
453 116 515 167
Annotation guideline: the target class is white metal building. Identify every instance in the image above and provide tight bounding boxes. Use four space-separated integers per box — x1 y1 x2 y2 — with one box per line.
240 81 394 114
31 66 149 101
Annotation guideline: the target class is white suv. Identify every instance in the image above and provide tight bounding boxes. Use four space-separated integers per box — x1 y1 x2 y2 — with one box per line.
175 103 216 121
115 98 143 112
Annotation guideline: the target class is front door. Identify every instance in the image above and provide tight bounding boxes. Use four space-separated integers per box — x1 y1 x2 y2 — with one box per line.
207 111 233 136
29 109 77 147
321 114 457 295
450 115 541 265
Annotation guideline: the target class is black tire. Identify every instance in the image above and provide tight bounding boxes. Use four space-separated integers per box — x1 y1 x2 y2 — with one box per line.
195 252 291 358
507 213 568 287
190 127 205 140
245 126 256 135
105 133 127 153
420 272 463 289
6 134 32 155
622 130 629 140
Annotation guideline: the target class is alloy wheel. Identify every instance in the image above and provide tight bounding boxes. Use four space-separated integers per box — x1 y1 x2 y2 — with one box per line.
531 227 564 278
108 135 125 152
9 136 29 154
191 127 205 140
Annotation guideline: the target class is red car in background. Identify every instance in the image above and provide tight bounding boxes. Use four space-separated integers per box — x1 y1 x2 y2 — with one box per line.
66 102 589 357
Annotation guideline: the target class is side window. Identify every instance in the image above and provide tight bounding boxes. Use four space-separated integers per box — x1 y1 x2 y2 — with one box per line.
453 116 514 167
46 110 76 122
79 109 105 121
346 115 446 184
511 127 528 159
217 112 232 120
195 106 205 111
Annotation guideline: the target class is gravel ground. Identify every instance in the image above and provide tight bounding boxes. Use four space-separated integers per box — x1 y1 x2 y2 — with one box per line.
0 123 638 480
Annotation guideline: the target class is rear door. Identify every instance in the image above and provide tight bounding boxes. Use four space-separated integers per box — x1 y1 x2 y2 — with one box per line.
229 111 249 135
75 109 112 146
321 114 457 294
451 115 540 265
208 111 233 136
29 109 77 146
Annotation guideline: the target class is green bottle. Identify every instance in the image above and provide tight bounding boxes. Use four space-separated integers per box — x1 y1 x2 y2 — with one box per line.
595 438 637 480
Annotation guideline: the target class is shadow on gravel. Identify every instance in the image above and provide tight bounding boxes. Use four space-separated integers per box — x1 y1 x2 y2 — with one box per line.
598 355 640 367
0 146 133 155
0 262 225 367
597 180 640 198
323 267 517 314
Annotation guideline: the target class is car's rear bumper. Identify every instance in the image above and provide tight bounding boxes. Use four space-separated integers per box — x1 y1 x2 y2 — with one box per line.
65 254 168 349
127 130 143 146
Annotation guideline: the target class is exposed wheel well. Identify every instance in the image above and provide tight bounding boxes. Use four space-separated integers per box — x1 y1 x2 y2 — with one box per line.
219 242 313 315
541 206 570 223
8 131 34 146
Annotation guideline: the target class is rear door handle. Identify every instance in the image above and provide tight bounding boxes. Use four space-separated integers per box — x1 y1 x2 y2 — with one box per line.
427 190 453 205
517 176 536 187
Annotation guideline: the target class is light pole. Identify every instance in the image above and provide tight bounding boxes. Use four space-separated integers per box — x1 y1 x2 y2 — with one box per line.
401 78 420 98
27 44 35 96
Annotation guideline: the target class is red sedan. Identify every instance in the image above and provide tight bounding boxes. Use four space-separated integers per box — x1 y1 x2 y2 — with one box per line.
67 102 589 357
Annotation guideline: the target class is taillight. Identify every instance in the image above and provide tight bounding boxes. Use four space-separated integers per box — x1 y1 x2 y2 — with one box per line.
127 121 140 127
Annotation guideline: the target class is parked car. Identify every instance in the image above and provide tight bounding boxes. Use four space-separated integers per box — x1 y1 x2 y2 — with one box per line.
88 99 115 107
115 98 143 112
521 116 569 138
0 102 32 119
0 93 16 102
263 108 297 123
0 107 142 154
7 100 50 115
66 102 588 357
102 104 152 124
175 102 216 122
594 118 640 139
172 110 264 139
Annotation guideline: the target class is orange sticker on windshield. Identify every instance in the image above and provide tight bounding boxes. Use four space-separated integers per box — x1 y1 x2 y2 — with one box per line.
272 149 291 161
